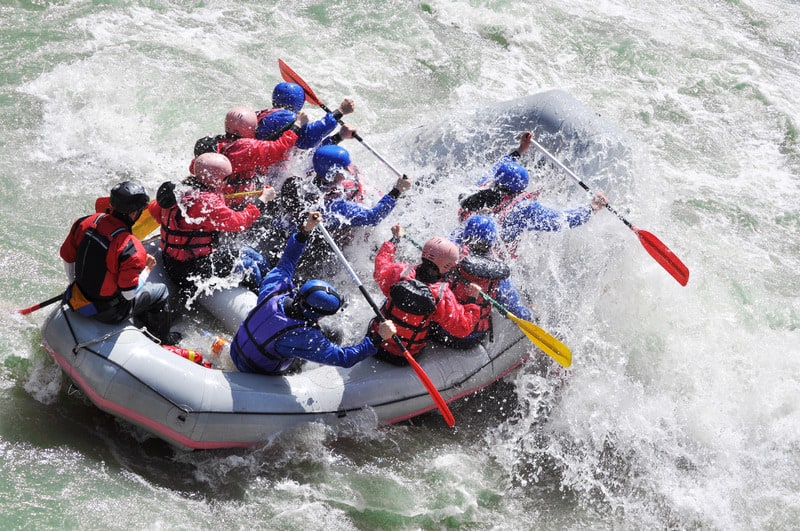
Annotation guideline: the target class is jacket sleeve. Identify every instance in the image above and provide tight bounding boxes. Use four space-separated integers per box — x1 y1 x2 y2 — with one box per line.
275 328 378 368
59 216 87 264
326 194 397 228
257 232 306 301
495 278 533 321
373 240 407 296
294 113 338 150
148 200 162 221
252 129 299 166
111 234 147 294
432 285 482 338
501 201 593 241
203 194 261 232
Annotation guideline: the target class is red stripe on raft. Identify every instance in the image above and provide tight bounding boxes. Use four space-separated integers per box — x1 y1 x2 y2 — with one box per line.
44 345 254 450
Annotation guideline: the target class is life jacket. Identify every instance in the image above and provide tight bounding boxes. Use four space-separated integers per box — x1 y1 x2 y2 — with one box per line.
70 213 133 309
231 287 319 374
370 267 443 357
158 193 219 262
449 254 510 338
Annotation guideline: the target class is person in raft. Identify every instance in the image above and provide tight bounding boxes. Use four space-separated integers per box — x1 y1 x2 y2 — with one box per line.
149 153 278 301
228 212 398 375
367 223 483 366
60 181 179 344
256 81 355 150
430 214 535 350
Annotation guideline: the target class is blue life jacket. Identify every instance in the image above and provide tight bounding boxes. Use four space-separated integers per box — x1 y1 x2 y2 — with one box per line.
230 287 318 374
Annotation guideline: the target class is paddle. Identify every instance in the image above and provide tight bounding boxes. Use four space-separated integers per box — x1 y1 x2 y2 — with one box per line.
17 294 63 315
477 289 572 368
402 235 572 367
315 222 456 427
529 137 690 286
277 58 404 178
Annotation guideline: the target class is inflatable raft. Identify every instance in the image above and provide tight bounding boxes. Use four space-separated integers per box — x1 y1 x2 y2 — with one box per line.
40 90 630 451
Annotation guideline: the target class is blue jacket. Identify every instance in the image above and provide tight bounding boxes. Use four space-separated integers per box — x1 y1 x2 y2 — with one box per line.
230 232 377 374
324 192 397 232
499 201 592 243
295 113 339 150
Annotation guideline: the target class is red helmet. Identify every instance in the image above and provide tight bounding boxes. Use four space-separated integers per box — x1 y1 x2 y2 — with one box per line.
192 153 232 190
224 106 257 138
421 237 460 274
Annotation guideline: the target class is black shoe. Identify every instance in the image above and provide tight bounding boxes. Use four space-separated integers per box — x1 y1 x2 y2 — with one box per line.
282 357 307 375
161 331 183 346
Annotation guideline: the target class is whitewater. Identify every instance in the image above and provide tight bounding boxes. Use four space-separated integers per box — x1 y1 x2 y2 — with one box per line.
1 1 798 529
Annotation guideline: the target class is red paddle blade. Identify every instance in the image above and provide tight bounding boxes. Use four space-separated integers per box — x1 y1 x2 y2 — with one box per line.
277 58 323 107
635 228 690 286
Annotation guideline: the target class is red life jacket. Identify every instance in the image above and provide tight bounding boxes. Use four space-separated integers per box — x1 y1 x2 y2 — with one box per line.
449 254 510 337
157 197 218 262
370 268 443 357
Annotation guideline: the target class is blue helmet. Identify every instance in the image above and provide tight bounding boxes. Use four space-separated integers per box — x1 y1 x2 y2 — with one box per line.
312 145 352 181
255 109 297 141
297 280 343 318
493 160 529 194
272 82 306 113
462 214 497 245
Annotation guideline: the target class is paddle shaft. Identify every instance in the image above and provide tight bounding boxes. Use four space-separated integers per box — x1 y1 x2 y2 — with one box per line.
278 59 403 177
530 138 633 225
314 223 456 427
18 294 62 315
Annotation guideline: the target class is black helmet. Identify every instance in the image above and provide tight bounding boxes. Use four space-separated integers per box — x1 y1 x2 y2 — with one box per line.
110 181 150 214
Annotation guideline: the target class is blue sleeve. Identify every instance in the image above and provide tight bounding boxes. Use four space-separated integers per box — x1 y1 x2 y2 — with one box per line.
274 328 378 368
257 233 306 301
294 114 339 150
495 279 533 321
500 201 592 241
326 194 397 228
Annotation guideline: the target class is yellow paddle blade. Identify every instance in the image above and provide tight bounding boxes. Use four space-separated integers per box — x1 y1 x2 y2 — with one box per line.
132 208 160 240
507 312 572 368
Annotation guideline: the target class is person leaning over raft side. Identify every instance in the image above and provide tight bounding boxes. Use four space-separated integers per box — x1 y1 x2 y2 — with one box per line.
149 153 277 302
60 181 179 344
368 223 483 366
228 212 398 376
458 130 609 255
430 214 535 350
256 81 355 150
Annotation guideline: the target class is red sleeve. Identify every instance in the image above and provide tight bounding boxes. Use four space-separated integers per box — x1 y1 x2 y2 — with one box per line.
251 130 298 169
201 194 261 233
109 233 147 292
432 285 482 338
148 199 162 220
59 216 87 263
373 240 408 296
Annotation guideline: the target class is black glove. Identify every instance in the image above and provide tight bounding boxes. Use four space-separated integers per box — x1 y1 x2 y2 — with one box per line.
156 181 177 208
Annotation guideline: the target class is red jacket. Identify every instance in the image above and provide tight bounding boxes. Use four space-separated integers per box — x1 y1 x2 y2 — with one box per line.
372 240 481 357
148 190 261 262
60 213 145 300
198 130 298 207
